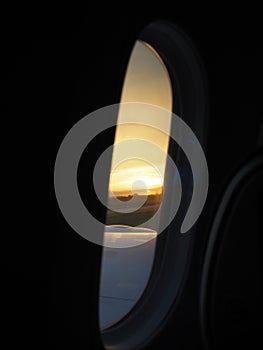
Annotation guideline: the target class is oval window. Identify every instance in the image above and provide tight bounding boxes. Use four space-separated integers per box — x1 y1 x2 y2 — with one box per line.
98 21 208 350
99 40 173 329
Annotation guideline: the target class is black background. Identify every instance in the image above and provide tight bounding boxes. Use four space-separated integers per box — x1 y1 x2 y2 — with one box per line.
1 6 262 349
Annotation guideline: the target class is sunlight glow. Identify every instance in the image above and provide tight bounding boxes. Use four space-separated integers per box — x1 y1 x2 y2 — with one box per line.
109 41 172 197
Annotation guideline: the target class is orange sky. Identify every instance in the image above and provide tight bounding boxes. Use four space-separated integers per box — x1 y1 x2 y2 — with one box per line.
109 41 172 197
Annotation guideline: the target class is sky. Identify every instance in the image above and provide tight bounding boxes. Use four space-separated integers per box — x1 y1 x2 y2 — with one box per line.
109 40 172 197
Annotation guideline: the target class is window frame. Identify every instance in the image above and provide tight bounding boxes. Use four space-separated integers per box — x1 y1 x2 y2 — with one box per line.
101 20 209 350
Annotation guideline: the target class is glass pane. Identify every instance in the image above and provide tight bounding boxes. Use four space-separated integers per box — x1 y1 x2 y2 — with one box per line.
99 41 172 329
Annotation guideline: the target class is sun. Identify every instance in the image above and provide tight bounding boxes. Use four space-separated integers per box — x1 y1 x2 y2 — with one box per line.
109 160 164 196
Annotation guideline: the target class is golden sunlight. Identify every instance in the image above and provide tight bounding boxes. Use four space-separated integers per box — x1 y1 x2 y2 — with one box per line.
109 40 172 197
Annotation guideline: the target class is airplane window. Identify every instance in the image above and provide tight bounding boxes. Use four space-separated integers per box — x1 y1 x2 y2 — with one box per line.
99 40 172 329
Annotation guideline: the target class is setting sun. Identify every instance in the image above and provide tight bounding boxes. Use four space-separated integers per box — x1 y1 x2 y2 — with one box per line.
109 159 163 196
